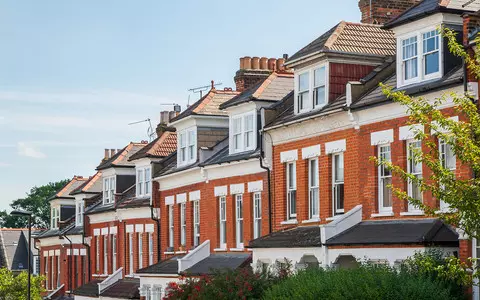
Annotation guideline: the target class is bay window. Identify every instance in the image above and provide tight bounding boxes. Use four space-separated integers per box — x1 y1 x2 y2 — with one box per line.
219 196 227 248
235 194 244 249
253 193 262 239
178 128 196 166
76 200 84 226
378 145 392 213
51 207 60 229
168 205 174 248
193 200 200 247
137 166 153 197
298 72 309 112
231 112 256 153
314 67 326 108
308 158 319 219
103 176 115 204
407 140 423 212
180 202 186 246
286 162 297 220
332 153 344 215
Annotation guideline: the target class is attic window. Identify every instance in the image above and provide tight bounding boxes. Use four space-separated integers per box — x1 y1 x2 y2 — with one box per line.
230 111 256 154
103 176 115 205
178 127 197 166
295 63 328 115
51 207 60 229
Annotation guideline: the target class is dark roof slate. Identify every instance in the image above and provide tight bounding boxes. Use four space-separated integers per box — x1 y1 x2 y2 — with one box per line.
101 278 140 299
325 219 459 246
200 145 261 167
248 226 322 248
96 143 147 171
183 253 251 275
73 280 102 297
137 255 185 274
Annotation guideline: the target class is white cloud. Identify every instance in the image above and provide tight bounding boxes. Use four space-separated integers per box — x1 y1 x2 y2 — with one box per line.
0 162 11 167
17 142 46 159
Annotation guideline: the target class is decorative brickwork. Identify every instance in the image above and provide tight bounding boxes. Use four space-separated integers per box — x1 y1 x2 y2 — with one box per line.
358 0 421 25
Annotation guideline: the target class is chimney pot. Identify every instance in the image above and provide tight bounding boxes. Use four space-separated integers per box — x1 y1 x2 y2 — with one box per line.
110 149 116 157
283 54 289 60
260 57 268 70
277 58 285 71
104 149 109 160
268 58 277 71
239 57 245 70
243 56 252 69
251 57 260 69
211 80 215 89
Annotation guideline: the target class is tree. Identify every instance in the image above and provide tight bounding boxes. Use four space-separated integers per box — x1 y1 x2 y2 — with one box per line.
374 27 480 239
0 179 69 229
0 268 45 300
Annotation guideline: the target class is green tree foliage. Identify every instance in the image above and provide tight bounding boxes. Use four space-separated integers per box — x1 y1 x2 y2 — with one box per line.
0 179 69 228
0 268 45 300
373 27 480 238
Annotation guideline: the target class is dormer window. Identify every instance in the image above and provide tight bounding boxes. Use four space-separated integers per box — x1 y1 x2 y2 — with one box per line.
230 112 256 154
51 207 60 229
295 63 328 114
136 167 151 197
398 29 441 87
103 176 115 205
178 127 197 166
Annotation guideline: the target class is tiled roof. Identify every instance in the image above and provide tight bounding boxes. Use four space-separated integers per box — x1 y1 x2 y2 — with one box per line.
115 185 151 209
169 88 239 124
287 21 395 63
70 172 102 196
73 280 102 297
49 176 89 200
219 72 294 110
137 255 185 275
200 144 261 167
325 219 459 246
128 131 177 161
96 142 147 170
0 229 41 270
101 278 140 299
248 226 322 248
183 253 251 276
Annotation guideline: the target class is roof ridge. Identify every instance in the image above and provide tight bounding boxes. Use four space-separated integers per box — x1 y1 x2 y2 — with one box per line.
343 21 384 27
324 20 347 50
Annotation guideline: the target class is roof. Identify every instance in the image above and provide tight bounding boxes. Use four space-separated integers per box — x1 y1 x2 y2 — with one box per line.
384 0 476 29
73 280 102 297
96 142 147 170
128 131 177 161
0 229 41 271
287 21 395 64
350 64 463 110
115 185 151 209
183 253 251 275
101 278 140 299
200 144 261 167
219 72 294 110
137 255 185 275
248 226 322 248
69 172 102 196
49 176 89 200
169 88 239 124
325 219 459 246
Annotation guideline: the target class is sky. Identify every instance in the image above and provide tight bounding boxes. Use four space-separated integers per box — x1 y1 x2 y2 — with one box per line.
0 0 360 210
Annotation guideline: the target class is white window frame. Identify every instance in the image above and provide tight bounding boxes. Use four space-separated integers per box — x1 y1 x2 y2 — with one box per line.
219 196 227 248
295 63 329 115
230 111 256 154
33 256 39 275
76 200 84 226
313 66 327 109
178 127 196 166
308 158 320 220
103 235 108 274
136 167 152 197
297 70 310 113
439 138 456 210
168 205 174 248
193 200 200 247
378 144 393 213
112 234 117 272
138 233 143 270
129 233 134 275
95 236 100 273
235 194 244 249
56 255 60 288
180 202 186 246
148 233 154 266
103 176 116 205
45 256 49 290
397 26 442 87
253 192 262 239
286 162 297 220
407 140 423 212
51 206 60 229
332 152 345 215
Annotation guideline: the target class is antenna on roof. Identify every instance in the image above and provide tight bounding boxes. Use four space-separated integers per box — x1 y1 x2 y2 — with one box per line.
188 81 222 99
128 118 155 142
463 0 478 7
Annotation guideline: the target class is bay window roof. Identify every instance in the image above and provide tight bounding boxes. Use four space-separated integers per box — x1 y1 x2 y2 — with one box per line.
96 142 147 171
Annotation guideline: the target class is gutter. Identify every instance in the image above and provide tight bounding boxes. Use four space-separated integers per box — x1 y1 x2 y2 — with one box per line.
264 107 343 132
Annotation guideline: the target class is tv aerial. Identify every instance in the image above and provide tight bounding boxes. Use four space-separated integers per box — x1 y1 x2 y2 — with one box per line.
188 81 222 100
129 103 181 142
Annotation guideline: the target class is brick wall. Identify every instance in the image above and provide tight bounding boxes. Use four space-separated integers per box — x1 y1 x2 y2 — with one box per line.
358 0 422 25
329 63 375 102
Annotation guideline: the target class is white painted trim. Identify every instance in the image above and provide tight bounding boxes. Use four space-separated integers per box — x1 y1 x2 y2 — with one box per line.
88 211 116 224
399 124 424 140
302 145 321 159
214 186 228 197
145 224 155 233
93 229 100 236
189 190 201 201
302 218 321 224
280 150 298 163
135 224 144 233
178 240 210 273
176 193 187 204
280 219 298 225
73 249 79 255
165 196 175 206
126 224 134 233
370 129 394 146
325 139 346 154
371 212 395 218
431 116 459 134
101 227 108 235
400 211 425 216
80 249 87 256
230 183 245 195
43 251 48 256
109 226 118 235
247 181 263 193
66 249 70 256
54 249 60 256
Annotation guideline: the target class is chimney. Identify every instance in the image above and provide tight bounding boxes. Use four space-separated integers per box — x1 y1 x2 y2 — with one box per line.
104 149 109 160
358 0 421 25
156 111 176 137
110 149 116 158
234 56 276 92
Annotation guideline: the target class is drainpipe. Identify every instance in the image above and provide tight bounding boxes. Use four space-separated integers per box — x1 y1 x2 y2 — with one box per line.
259 109 273 234
81 209 91 282
123 222 127 274
61 234 73 295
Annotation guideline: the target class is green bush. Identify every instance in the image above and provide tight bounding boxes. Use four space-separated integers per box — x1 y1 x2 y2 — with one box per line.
263 265 467 300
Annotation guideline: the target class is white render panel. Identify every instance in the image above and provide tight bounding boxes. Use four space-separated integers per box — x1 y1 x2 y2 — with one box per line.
370 129 394 146
176 193 187 204
230 183 245 195
93 229 100 236
73 249 79 255
431 116 459 134
325 139 346 154
126 224 134 233
80 249 87 256
101 227 108 235
54 250 60 256
248 181 263 192
135 224 144 233
43 251 48 256
109 226 118 235
280 149 298 163
214 186 228 197
189 190 201 201
301 145 321 159
145 224 155 233
66 249 70 256
400 124 424 140
165 196 175 206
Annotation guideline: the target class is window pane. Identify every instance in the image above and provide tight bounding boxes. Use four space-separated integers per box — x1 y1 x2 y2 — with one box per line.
299 73 309 91
405 58 418 80
425 52 439 75
314 67 325 87
334 154 344 182
423 30 439 53
382 177 392 208
233 118 242 134
314 87 326 107
335 183 344 210
244 114 253 131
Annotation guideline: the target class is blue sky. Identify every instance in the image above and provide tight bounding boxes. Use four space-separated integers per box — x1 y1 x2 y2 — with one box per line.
0 0 360 210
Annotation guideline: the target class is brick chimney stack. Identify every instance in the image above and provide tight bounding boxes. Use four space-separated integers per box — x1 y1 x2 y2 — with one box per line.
156 111 176 138
234 56 290 92
358 0 421 25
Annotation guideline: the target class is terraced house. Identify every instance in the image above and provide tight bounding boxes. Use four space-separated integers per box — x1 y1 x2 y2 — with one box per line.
35 1 480 300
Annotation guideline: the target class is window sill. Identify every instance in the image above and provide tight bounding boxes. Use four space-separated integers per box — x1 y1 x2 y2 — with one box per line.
214 248 228 252
435 208 457 214
400 211 424 216
371 212 394 218
230 248 245 252
281 219 298 225
176 251 187 254
163 251 175 255
302 218 321 224
326 216 341 222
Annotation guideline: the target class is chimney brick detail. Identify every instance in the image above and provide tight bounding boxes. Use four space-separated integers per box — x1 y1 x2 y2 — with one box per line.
358 0 421 25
